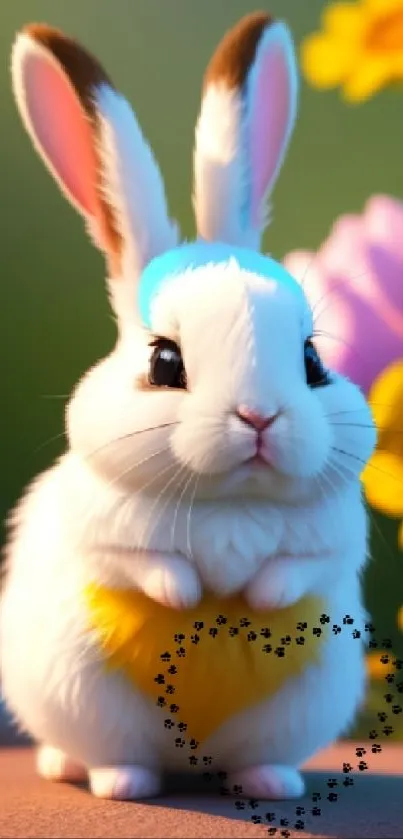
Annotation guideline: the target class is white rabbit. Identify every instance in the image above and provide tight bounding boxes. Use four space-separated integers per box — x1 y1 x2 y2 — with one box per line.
0 12 377 802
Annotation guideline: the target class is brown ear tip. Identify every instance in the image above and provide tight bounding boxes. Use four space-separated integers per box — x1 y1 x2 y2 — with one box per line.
21 22 65 42
204 10 275 90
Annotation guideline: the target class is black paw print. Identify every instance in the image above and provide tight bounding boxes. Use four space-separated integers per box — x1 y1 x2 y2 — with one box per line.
168 664 178 675
368 639 378 649
191 634 200 645
352 629 361 639
177 721 187 732
295 806 305 816
356 747 366 757
294 820 305 831
248 799 259 809
397 681 403 694
267 829 278 837
165 684 175 695
382 638 393 649
384 693 393 703
240 617 251 628
358 761 368 771
208 627 218 638
229 627 239 637
174 633 185 644
234 800 245 810
365 622 376 633
280 818 289 827
311 792 321 802
175 737 185 748
372 743 382 753
154 673 165 684
202 756 212 765
312 627 322 637
265 812 276 823
232 784 243 794
392 705 402 714
343 614 354 625
332 624 341 635
274 646 285 657
176 647 186 658
160 651 171 662
296 636 305 646
383 725 394 736
378 712 388 722
343 762 352 773
380 654 390 664
385 673 395 684
343 777 354 787
320 613 330 625
328 793 338 802
188 755 198 766
311 806 321 816
327 778 338 788
217 771 228 780
369 729 378 739
297 621 307 631
263 643 273 653
247 631 257 642
156 696 166 707
193 621 204 631
281 635 292 645
216 614 227 625
281 831 290 839
164 719 174 729
251 815 263 824
169 703 179 714
393 658 403 670
189 738 199 750
260 627 272 638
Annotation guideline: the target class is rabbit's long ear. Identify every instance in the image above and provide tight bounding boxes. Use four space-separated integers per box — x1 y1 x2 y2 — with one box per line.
193 12 298 251
11 24 179 326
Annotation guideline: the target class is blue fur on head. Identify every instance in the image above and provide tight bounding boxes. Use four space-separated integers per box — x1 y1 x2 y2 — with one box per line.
138 241 302 328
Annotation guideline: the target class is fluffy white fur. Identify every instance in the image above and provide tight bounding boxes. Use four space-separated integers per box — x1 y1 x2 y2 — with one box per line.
0 257 376 799
1 17 377 802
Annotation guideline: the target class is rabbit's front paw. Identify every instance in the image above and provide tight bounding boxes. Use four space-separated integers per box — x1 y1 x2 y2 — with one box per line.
244 556 313 611
141 553 202 610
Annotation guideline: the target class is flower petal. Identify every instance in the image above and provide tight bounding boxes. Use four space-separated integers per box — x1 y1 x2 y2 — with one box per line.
300 33 358 88
368 359 403 435
362 451 403 516
322 2 366 40
343 58 396 102
364 0 403 16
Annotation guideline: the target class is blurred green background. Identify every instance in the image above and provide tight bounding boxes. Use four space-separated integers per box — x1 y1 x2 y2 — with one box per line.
1 0 403 737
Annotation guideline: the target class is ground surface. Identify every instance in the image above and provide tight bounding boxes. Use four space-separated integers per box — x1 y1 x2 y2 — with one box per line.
0 741 402 838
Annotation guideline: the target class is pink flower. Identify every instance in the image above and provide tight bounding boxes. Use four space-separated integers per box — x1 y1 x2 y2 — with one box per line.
283 195 403 395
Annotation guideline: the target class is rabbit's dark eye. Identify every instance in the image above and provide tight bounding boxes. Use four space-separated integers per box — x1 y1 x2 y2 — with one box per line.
148 337 187 389
304 339 331 388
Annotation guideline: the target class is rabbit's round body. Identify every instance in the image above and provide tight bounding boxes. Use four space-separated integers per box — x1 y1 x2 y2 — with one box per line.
0 12 376 800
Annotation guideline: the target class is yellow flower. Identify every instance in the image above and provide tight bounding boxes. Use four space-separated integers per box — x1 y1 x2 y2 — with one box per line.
301 0 403 102
362 359 403 521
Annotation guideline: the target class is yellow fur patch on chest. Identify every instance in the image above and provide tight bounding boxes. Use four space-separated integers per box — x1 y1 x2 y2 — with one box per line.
84 584 328 744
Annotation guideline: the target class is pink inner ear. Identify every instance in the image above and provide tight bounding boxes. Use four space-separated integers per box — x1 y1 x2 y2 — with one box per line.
23 50 100 218
249 43 294 227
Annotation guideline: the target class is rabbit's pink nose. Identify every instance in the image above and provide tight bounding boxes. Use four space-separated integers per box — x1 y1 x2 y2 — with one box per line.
236 406 279 431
